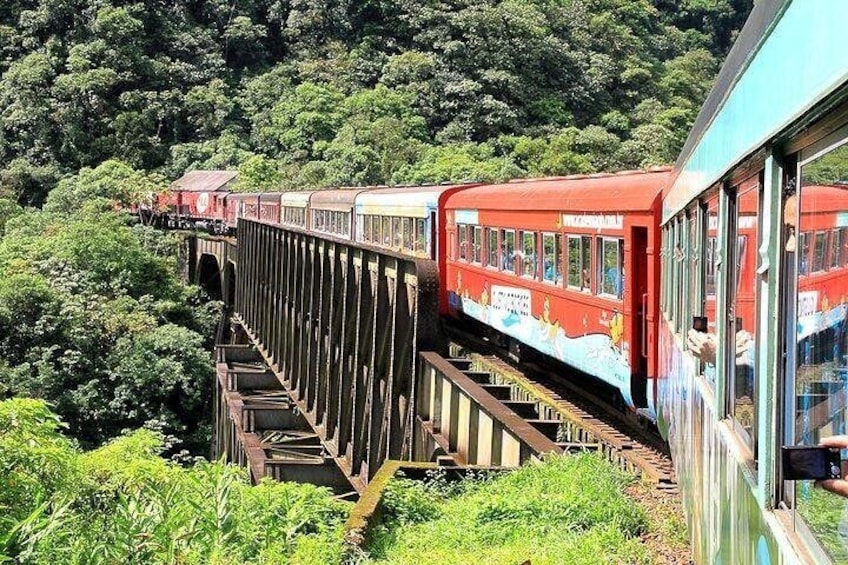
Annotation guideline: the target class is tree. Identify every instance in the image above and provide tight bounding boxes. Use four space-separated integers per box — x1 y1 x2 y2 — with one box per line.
235 154 283 192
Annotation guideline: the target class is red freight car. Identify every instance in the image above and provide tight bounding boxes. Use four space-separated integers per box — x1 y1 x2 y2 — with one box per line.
171 170 237 233
443 169 671 410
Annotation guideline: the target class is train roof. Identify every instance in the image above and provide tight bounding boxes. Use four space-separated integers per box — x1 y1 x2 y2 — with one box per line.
309 188 366 211
280 191 313 207
172 170 238 192
225 192 258 201
444 169 670 212
799 185 848 213
355 184 472 217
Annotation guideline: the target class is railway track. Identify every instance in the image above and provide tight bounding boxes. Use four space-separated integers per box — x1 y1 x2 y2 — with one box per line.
445 322 677 491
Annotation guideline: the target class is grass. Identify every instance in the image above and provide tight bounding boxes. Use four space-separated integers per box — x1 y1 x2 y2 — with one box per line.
361 453 651 565
798 482 848 563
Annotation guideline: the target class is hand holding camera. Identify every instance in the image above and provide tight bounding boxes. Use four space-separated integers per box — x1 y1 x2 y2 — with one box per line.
815 436 848 497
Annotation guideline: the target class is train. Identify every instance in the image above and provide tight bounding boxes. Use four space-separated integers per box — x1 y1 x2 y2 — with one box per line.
143 1 848 562
657 0 848 563
143 170 671 419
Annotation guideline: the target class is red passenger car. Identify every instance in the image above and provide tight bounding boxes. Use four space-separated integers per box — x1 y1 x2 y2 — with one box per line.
259 193 282 224
443 169 671 410
795 185 848 345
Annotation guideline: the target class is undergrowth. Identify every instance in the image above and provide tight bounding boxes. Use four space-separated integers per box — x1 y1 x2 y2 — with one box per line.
362 453 650 565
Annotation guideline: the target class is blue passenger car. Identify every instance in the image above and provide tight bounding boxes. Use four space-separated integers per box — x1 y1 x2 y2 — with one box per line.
658 1 848 562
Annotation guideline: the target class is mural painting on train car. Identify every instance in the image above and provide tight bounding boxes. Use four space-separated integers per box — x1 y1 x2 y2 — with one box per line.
796 291 848 342
658 322 783 565
452 279 635 406
197 192 209 214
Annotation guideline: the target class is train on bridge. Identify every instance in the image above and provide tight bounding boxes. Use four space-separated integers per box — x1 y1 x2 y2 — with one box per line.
146 169 671 420
143 0 848 562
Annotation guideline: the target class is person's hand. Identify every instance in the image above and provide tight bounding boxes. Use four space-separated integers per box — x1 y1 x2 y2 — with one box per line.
735 330 754 359
687 329 717 365
816 436 848 496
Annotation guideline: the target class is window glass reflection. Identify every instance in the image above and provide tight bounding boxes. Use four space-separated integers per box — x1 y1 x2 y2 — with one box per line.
794 141 848 563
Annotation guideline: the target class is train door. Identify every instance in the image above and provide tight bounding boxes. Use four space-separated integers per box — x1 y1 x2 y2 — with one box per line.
631 226 649 407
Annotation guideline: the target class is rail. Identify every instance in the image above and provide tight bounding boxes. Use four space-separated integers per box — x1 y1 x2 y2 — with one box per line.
414 352 561 466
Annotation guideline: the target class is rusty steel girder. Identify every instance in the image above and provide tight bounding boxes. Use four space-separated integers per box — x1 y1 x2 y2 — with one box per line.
234 219 444 490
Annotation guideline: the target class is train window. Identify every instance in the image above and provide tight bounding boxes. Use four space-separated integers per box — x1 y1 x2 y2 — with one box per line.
521 231 537 278
660 226 669 313
486 228 498 268
727 177 760 452
566 236 591 291
790 133 848 562
458 224 468 260
674 218 685 332
798 231 810 275
598 237 624 299
374 216 383 244
500 229 515 272
403 218 414 250
687 209 700 331
812 231 826 272
830 230 841 269
389 217 399 246
415 218 426 254
841 227 848 267
542 233 562 284
382 217 391 245
472 226 482 263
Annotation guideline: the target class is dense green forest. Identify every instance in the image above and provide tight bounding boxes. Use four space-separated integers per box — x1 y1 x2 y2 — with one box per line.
0 0 751 203
0 161 217 452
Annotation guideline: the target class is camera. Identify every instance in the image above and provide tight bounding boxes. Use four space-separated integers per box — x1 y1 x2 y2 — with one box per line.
692 316 707 332
782 446 842 481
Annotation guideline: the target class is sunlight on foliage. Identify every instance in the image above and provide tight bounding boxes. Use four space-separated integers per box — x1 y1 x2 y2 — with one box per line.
0 400 352 565
364 454 649 564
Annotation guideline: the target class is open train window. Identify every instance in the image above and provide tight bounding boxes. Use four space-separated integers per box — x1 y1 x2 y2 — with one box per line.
500 229 516 273
566 235 592 292
520 231 537 278
542 233 562 284
380 216 392 243
830 229 841 269
598 237 624 299
416 218 426 254
812 231 826 272
457 224 467 260
471 226 482 263
486 228 498 268
798 231 810 275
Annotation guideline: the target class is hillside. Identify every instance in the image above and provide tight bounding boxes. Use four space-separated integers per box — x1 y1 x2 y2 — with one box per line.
0 0 751 202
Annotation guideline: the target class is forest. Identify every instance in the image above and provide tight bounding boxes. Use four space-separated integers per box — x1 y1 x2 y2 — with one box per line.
0 0 751 207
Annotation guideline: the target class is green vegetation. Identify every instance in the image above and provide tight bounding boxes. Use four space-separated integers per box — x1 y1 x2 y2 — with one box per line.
798 484 848 563
0 161 219 452
0 0 752 202
0 398 351 564
363 454 650 564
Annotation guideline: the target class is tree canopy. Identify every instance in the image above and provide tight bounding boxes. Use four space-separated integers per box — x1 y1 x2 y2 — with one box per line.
0 162 219 451
0 0 752 198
